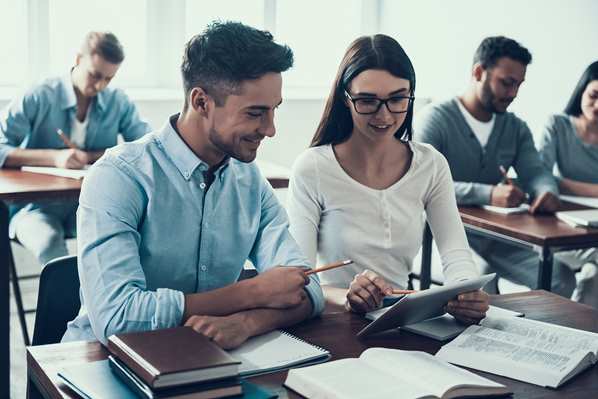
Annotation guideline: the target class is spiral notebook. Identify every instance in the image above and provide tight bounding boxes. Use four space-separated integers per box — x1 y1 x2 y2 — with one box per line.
228 330 331 377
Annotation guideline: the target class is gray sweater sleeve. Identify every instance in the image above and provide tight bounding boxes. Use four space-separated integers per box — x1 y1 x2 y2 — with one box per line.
414 105 494 205
513 121 559 198
538 115 559 177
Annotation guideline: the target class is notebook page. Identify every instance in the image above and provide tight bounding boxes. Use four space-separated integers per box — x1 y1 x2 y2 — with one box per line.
481 204 530 214
560 195 598 209
21 166 89 179
228 330 330 376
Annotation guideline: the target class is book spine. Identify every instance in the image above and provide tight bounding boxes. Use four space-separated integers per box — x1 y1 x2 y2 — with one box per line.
107 338 158 388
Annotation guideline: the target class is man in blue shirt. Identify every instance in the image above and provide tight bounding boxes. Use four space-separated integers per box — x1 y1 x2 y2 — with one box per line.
62 22 325 348
0 32 150 265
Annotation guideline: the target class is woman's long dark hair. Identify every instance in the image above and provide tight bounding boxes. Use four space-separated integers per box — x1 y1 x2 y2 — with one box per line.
564 61 598 116
311 35 416 147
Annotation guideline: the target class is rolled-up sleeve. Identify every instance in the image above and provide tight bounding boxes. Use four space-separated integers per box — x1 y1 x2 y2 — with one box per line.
249 177 325 317
77 157 184 343
0 92 37 167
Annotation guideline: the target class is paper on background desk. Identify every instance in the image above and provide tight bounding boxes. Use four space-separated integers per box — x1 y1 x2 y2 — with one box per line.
560 195 598 209
481 204 530 214
21 166 89 180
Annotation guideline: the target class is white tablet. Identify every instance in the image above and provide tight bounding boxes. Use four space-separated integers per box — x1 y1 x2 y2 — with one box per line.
357 273 496 338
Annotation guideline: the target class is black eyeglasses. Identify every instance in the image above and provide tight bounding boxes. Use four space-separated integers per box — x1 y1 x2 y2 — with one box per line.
345 91 414 114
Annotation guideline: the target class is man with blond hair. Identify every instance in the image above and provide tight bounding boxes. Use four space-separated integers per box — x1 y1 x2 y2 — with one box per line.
0 32 150 265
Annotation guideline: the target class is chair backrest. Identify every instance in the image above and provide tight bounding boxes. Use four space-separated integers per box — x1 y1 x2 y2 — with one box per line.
32 255 80 345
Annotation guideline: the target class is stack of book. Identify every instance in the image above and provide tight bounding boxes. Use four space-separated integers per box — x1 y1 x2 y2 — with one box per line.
106 327 243 399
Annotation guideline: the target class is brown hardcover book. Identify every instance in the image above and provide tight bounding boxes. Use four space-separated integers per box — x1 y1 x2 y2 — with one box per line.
107 327 240 389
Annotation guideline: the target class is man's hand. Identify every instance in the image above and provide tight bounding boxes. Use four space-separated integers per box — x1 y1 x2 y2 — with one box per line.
53 148 90 169
250 266 309 309
346 270 393 313
529 191 560 214
446 289 489 325
490 184 526 207
185 313 251 350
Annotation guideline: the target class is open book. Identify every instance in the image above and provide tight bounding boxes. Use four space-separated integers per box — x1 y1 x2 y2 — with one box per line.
436 316 598 388
284 348 510 399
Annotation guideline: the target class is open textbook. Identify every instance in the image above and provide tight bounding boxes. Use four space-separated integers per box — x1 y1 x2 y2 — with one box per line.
284 348 510 399
436 316 598 388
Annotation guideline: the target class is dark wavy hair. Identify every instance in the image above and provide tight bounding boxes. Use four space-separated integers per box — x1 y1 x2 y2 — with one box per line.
473 36 532 69
564 61 598 116
181 21 293 109
311 34 416 147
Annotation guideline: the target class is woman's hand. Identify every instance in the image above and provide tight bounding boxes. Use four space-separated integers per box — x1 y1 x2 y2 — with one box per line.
446 289 490 325
346 270 393 313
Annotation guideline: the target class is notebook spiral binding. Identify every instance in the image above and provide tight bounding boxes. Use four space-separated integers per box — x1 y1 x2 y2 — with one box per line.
280 330 328 353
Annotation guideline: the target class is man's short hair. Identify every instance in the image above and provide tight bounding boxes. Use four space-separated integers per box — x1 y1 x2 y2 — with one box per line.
181 21 294 108
473 36 532 69
80 32 125 64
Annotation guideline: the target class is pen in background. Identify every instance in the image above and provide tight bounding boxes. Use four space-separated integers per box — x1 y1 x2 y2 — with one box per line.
499 164 512 185
56 129 78 150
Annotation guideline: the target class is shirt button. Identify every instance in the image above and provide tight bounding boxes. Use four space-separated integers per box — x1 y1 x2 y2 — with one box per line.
201 265 207 271
184 172 190 178
199 182 206 190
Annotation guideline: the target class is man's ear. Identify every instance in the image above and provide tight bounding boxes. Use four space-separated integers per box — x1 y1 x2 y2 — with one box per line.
473 62 485 82
75 53 82 66
189 87 211 117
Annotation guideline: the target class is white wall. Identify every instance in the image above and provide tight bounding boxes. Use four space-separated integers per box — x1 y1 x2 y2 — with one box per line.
380 0 598 140
3 0 596 168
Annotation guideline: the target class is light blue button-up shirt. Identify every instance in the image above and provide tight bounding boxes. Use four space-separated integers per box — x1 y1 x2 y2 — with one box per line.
63 115 324 344
0 74 151 231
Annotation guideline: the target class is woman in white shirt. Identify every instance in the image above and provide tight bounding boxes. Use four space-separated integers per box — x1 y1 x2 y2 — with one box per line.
287 34 489 322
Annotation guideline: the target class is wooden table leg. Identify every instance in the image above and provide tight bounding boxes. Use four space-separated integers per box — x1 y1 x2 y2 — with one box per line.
1 202 10 399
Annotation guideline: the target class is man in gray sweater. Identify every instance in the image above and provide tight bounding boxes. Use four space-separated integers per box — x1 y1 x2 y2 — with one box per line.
414 36 575 296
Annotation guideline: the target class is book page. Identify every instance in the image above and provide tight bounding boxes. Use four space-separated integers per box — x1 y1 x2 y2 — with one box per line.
560 194 598 209
21 166 89 179
360 348 505 397
436 324 589 387
285 358 430 399
481 316 598 356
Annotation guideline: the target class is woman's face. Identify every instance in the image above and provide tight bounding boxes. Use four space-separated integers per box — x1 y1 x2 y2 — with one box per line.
581 79 598 123
345 69 411 140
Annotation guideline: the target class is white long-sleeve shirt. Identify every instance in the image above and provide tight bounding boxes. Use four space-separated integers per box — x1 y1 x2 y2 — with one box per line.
287 142 478 289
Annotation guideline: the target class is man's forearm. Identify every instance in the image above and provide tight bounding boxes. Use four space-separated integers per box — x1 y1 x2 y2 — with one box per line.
87 150 105 163
240 296 313 338
183 278 261 321
3 148 59 167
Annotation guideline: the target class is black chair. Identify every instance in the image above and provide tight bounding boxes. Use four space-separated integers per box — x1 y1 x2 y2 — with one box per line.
31 255 80 346
8 240 40 346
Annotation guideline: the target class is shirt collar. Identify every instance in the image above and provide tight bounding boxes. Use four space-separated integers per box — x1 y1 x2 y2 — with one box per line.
59 74 77 111
158 114 230 181
58 71 107 112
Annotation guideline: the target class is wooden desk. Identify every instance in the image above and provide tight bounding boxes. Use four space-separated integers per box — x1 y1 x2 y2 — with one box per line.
1 169 287 398
1 170 82 399
419 202 598 291
27 291 598 399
